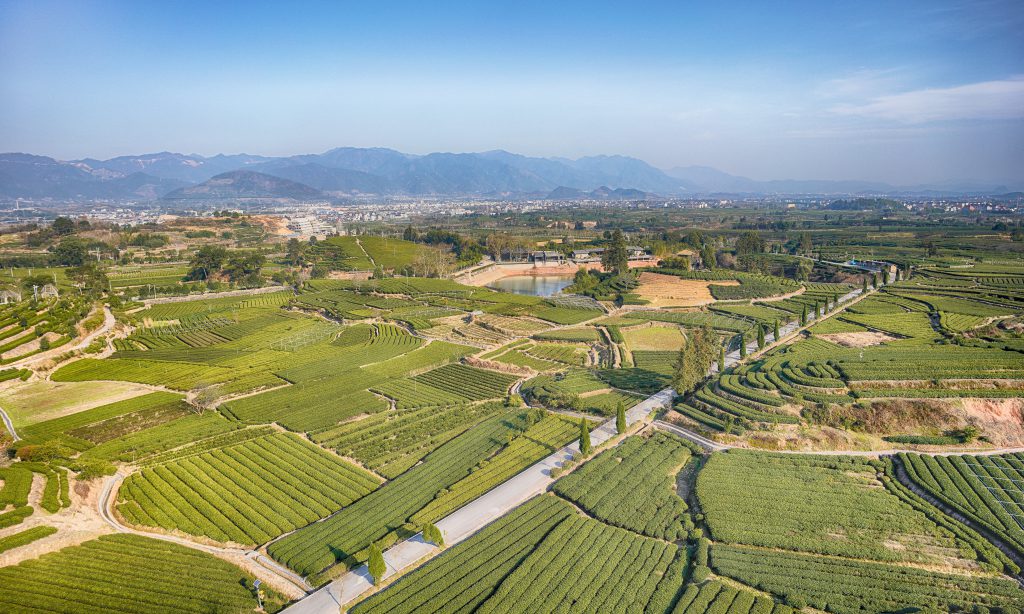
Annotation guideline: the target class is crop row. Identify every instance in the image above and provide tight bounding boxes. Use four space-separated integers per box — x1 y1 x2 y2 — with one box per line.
314 402 508 479
696 451 971 566
268 410 532 578
711 543 1024 614
0 534 264 613
552 431 693 540
118 433 378 546
412 414 578 524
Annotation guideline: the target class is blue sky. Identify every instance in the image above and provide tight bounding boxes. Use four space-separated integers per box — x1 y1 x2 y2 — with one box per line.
1 0 1022 185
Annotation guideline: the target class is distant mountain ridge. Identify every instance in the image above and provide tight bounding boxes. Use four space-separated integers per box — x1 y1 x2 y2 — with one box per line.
0 148 1017 201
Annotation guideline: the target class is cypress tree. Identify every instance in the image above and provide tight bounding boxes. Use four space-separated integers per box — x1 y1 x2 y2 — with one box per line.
862 277 868 291
579 419 591 455
756 324 765 350
872 273 878 288
773 319 780 341
368 543 386 585
800 304 807 326
423 522 444 547
616 400 626 434
718 346 725 372
814 301 821 318
739 335 747 358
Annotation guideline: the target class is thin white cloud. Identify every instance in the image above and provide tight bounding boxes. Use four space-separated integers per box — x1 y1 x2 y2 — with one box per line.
831 75 1024 123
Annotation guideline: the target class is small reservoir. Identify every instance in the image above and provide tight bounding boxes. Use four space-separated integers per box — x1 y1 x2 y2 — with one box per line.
487 275 574 297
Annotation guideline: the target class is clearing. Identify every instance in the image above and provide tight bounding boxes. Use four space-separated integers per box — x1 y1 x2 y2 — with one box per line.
633 272 738 307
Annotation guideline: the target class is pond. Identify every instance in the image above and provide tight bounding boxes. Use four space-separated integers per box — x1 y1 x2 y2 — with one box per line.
487 275 574 297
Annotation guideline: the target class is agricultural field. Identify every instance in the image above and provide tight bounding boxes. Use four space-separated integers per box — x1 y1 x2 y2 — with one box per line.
355 495 688 614
116 432 379 545
552 431 694 540
0 534 279 613
4 211 1024 612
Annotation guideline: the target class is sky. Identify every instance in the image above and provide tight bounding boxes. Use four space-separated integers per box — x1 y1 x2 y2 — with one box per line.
1 0 1022 186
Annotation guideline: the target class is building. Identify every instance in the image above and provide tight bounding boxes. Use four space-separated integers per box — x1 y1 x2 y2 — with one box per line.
530 250 566 265
0 289 21 304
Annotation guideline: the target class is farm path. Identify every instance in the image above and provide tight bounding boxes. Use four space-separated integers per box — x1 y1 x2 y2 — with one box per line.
9 305 116 370
281 388 676 614
96 470 312 599
0 404 18 440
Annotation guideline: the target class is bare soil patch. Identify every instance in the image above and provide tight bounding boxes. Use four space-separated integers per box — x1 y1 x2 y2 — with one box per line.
634 272 738 307
819 331 899 348
960 398 1024 447
0 477 113 567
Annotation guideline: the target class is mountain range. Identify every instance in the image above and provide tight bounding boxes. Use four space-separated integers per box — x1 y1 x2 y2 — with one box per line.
0 148 1017 202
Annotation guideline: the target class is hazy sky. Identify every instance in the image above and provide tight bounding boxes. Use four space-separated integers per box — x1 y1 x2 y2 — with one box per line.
2 0 1022 185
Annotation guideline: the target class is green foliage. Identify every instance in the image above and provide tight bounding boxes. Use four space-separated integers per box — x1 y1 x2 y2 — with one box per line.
0 526 57 554
117 433 379 546
368 543 386 585
579 418 591 455
0 534 271 613
712 543 1024 614
553 432 691 540
615 400 626 434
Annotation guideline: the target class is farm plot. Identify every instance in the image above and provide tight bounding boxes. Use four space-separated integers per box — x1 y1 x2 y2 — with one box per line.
622 324 686 351
313 402 509 479
269 410 534 578
697 451 978 566
712 543 1024 614
552 431 693 540
411 413 580 524
532 305 602 325
672 581 792 614
375 364 519 408
901 452 1024 556
0 534 270 614
356 497 686 614
80 411 243 463
472 507 686 614
117 433 379 545
17 391 186 450
351 496 576 614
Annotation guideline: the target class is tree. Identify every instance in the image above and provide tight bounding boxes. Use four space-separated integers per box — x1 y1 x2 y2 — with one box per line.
285 238 306 266
187 245 227 281
773 320 780 341
800 305 807 326
223 251 265 286
756 324 765 350
579 419 591 455
700 245 716 270
796 259 812 282
403 225 419 242
601 230 629 274
718 346 725 373
52 216 76 236
368 543 386 585
672 326 719 395
52 237 89 267
862 277 868 292
798 231 813 254
422 522 444 547
871 273 879 288
735 231 765 256
615 401 626 434
814 301 821 318
738 336 747 358
881 268 889 284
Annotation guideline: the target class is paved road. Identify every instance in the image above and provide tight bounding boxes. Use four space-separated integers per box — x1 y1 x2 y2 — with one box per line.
282 388 676 614
0 405 18 441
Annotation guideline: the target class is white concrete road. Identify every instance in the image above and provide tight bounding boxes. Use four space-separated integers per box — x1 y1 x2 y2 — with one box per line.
282 388 676 614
